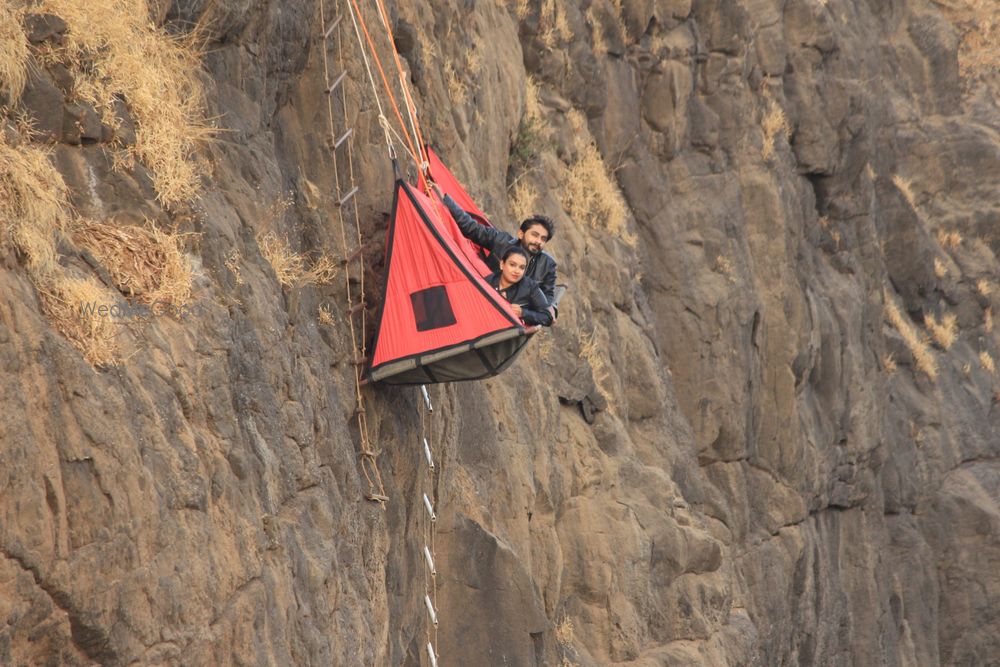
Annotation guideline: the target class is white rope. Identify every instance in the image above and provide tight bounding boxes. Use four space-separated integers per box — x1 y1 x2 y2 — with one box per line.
370 0 429 175
345 0 396 158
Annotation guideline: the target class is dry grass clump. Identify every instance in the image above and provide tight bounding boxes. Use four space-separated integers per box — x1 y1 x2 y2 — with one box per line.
977 278 992 296
884 292 937 380
559 110 632 244
934 257 948 278
38 275 119 366
257 231 339 288
539 0 573 50
892 175 918 210
0 2 29 102
38 0 208 206
71 218 193 306
300 254 339 286
761 100 790 161
985 307 993 332
318 304 335 326
883 353 898 373
257 232 306 287
924 312 958 349
0 138 69 272
508 177 539 225
937 229 963 249
980 350 996 374
444 62 468 103
579 330 614 411
555 615 574 645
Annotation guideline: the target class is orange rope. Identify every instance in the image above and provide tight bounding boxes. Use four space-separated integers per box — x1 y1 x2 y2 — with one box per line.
347 0 422 172
371 0 430 186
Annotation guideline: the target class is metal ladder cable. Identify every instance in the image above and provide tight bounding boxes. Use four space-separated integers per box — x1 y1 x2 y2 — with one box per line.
318 0 386 503
420 384 441 663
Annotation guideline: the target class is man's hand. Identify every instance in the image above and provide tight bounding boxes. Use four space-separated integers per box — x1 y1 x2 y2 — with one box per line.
428 181 443 197
510 303 523 317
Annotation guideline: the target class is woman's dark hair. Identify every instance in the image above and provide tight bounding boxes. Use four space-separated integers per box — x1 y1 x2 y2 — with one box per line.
520 215 555 240
501 246 529 262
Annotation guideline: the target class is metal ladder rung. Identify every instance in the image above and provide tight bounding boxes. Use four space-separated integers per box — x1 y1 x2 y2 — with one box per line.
333 128 353 149
338 186 359 208
323 14 343 39
424 595 439 626
422 437 435 471
423 545 436 576
326 70 347 94
423 493 437 522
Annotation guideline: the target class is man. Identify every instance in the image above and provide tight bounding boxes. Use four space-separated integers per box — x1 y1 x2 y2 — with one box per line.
429 181 558 311
488 246 552 327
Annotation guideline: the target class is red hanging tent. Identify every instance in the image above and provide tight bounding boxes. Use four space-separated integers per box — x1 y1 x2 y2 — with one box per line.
367 179 531 385
425 145 495 277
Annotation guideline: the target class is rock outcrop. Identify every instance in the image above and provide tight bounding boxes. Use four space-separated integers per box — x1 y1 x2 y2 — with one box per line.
2 0 999 665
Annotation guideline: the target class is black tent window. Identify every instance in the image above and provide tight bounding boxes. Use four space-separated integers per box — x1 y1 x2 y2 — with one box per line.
411 285 457 331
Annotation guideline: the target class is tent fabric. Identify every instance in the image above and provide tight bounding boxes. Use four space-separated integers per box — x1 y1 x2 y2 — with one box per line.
367 179 529 385
425 145 494 276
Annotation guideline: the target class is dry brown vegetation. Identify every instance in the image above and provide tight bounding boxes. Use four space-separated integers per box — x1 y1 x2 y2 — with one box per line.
937 229 963 249
538 0 573 50
883 353 898 373
71 218 193 307
38 0 209 205
935 0 1000 82
893 174 918 210
924 311 958 349
761 99 790 161
0 1 211 366
257 232 339 289
559 110 633 245
0 2 29 102
885 292 938 380
579 330 615 412
39 276 120 366
980 350 996 374
0 138 69 272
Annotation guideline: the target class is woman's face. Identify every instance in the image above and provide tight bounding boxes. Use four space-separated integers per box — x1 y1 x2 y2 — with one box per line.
500 253 527 284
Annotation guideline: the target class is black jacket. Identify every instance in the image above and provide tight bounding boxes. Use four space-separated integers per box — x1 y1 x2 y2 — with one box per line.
487 272 552 327
443 195 558 304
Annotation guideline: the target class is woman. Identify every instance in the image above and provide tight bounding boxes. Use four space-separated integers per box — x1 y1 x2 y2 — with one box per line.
488 246 552 327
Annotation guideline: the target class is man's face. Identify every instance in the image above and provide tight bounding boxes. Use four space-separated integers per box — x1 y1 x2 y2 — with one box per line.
518 223 549 254
500 253 527 284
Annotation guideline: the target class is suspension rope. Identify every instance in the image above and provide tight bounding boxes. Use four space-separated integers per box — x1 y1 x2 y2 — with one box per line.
371 0 430 179
319 0 386 504
346 0 423 171
343 0 395 158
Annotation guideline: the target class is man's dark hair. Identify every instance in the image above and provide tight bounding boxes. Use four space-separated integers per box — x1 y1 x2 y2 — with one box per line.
520 215 555 240
501 246 529 262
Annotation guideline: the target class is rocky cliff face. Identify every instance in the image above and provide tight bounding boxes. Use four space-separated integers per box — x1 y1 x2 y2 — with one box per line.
2 0 999 665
